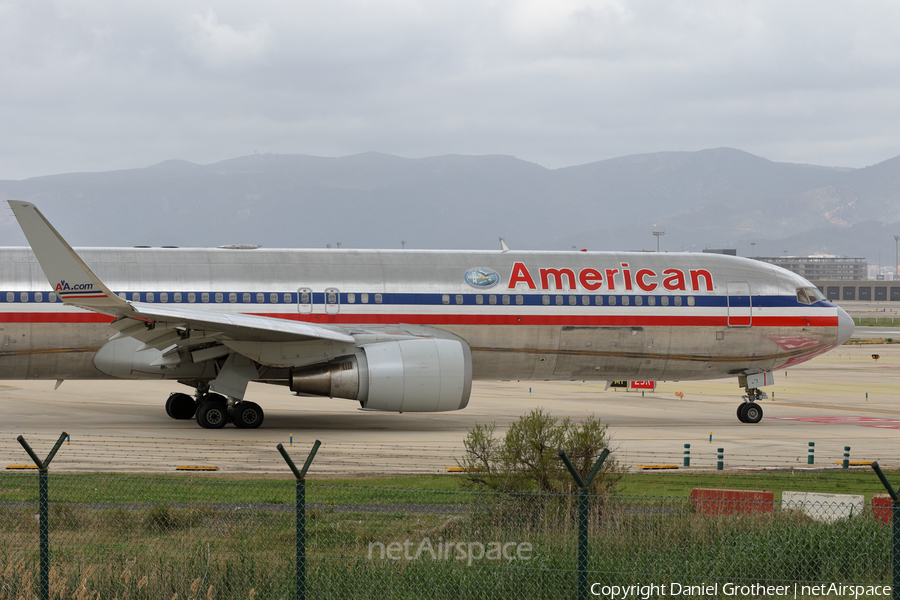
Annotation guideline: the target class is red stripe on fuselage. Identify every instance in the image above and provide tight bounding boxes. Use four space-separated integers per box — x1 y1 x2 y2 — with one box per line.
0 312 115 323
0 311 840 328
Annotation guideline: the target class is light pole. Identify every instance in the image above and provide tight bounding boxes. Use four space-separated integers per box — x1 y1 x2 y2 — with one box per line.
653 230 665 252
894 236 899 280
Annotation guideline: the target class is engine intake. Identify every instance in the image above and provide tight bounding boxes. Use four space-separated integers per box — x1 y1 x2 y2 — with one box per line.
290 339 472 412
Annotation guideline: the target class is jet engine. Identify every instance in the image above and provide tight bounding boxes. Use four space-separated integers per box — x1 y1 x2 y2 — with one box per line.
290 338 472 412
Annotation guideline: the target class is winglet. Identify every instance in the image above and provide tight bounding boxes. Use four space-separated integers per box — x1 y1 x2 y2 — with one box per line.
8 200 127 314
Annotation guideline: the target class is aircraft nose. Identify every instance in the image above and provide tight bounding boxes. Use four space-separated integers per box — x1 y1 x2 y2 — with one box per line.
836 306 855 346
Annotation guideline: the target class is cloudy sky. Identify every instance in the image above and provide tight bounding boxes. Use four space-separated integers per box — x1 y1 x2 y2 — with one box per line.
2 1 899 180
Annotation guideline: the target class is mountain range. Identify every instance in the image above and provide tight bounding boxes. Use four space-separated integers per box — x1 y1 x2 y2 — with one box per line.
2 148 899 266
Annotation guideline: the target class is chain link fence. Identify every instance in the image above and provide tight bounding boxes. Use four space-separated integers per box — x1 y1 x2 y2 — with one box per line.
1 470 896 599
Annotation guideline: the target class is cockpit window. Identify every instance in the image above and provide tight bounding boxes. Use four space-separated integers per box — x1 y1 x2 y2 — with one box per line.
807 287 826 302
796 287 826 305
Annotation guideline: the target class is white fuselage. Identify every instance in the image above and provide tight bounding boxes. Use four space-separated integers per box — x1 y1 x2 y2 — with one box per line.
0 246 851 384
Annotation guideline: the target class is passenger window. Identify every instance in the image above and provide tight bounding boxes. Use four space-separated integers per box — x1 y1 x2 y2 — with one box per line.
215 293 223 303
542 295 550 305
243 293 250 303
456 295 464 305
661 296 669 306
375 293 382 304
34 292 42 303
635 296 642 306
609 296 616 306
284 293 292 303
568 296 576 306
327 292 337 304
687 296 695 306
442 294 450 305
201 293 209 303
622 296 629 306
582 296 589 306
160 292 168 303
595 296 603 306
300 292 310 304
502 295 510 305
348 293 355 304
648 296 656 306
189 292 196 303
489 295 497 305
256 293 264 303
49 293 56 302
20 292 28 303
270 293 278 304
674 296 682 306
555 296 563 306
174 292 182 303
5 292 12 302
516 295 523 305
476 295 483 305
229 293 237 303
147 292 155 303
361 293 369 304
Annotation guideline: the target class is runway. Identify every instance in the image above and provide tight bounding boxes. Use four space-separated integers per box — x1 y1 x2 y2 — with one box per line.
2 342 898 475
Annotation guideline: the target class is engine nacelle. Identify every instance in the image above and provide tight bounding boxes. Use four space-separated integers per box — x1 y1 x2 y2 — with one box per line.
290 339 472 412
93 337 214 379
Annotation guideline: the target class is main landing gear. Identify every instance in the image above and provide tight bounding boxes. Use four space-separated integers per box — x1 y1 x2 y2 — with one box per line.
164 391 265 429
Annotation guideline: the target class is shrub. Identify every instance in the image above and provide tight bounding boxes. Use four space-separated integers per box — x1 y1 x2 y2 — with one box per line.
458 408 622 496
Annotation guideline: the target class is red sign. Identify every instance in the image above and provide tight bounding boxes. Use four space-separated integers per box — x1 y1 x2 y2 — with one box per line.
630 381 656 390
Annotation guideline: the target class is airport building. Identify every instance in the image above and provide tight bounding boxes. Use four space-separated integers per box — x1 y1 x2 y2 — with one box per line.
814 281 900 302
750 256 867 281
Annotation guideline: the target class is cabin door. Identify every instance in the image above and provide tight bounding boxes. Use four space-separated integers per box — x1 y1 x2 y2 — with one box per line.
324 287 340 315
297 288 313 314
726 282 752 327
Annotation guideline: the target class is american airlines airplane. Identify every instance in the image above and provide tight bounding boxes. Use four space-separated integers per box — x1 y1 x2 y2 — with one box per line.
3 200 854 429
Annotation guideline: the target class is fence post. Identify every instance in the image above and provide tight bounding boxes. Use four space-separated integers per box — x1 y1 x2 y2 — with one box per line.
16 432 68 600
870 462 899 600
558 448 610 600
277 440 321 600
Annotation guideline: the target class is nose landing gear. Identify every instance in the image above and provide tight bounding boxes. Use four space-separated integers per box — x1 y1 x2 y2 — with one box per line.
735 372 772 424
736 385 768 423
737 399 763 423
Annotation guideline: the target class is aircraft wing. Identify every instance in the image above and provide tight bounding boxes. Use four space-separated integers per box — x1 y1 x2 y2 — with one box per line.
8 200 355 351
126 303 354 344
